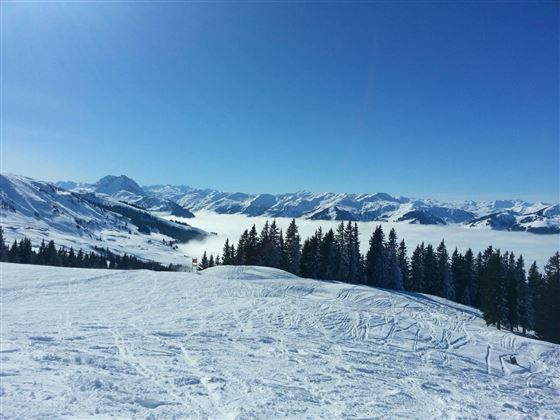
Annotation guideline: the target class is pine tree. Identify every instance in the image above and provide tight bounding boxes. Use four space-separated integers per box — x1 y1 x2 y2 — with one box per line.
334 222 347 281
398 239 410 289
258 221 272 266
451 249 466 303
209 254 215 268
0 227 7 262
200 251 209 270
222 239 232 265
504 252 519 331
436 240 453 300
515 256 531 334
526 261 540 333
236 230 249 265
347 223 363 283
45 240 59 266
479 248 507 329
423 244 438 295
384 228 403 290
365 226 385 287
246 225 260 265
18 238 33 264
409 244 425 292
319 229 337 280
8 240 19 263
268 220 283 269
464 249 478 307
535 252 560 343
300 230 321 279
284 219 301 275
76 249 85 268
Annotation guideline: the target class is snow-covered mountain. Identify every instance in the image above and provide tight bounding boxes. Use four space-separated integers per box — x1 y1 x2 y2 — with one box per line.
1 263 558 418
59 175 195 218
144 183 559 234
0 174 206 264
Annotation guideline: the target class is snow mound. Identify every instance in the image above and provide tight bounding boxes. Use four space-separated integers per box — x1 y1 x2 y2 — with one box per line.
200 265 298 280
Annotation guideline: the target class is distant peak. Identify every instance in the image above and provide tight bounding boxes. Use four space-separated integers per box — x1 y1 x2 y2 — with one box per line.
95 175 145 196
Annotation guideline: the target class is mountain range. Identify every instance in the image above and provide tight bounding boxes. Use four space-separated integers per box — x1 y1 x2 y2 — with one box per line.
58 174 559 234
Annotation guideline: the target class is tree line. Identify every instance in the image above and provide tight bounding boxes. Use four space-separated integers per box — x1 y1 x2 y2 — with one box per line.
0 227 179 271
201 219 560 344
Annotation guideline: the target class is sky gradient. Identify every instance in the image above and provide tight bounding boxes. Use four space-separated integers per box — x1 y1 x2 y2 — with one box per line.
2 1 559 202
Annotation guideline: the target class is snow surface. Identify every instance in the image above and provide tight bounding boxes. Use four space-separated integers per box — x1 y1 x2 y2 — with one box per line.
175 212 560 269
1 263 559 418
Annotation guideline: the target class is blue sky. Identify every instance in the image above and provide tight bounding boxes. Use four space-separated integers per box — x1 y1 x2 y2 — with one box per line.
2 1 558 202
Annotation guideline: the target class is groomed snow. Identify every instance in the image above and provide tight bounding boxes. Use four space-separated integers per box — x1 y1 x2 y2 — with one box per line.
1 263 559 418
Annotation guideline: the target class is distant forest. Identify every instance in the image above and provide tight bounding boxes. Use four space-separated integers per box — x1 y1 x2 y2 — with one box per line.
200 219 560 344
0 227 180 272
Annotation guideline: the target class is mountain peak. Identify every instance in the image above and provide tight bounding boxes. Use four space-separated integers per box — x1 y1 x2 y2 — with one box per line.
95 175 145 196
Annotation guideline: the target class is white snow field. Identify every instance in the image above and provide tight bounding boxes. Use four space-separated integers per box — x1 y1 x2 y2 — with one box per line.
1 263 559 419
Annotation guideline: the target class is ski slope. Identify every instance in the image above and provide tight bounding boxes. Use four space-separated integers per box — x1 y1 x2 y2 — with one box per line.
1 263 558 418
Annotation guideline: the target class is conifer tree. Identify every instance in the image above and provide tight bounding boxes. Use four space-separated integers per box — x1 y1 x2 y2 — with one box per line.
0 227 7 262
409 243 425 292
284 219 301 275
246 225 260 265
222 239 232 265
46 240 59 266
423 244 438 295
268 220 282 269
436 240 453 300
451 249 466 303
479 248 507 329
515 255 531 334
334 222 347 281
384 228 403 290
319 229 337 280
200 251 209 270
535 252 560 343
300 230 321 279
464 249 478 307
18 238 33 264
236 230 249 265
347 223 363 283
504 252 519 331
365 226 385 287
8 240 19 263
398 239 410 289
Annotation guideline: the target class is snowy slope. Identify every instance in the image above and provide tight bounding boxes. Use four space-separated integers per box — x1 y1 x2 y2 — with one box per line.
0 174 206 264
1 263 558 418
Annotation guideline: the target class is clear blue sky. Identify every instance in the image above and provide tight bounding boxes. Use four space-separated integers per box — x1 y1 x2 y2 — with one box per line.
2 1 559 202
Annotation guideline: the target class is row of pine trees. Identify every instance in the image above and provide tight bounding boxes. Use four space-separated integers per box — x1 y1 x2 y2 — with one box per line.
0 227 178 271
201 219 560 344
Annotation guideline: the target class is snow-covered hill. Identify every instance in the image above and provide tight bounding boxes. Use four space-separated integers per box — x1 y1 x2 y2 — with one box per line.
0 174 206 264
1 263 558 418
